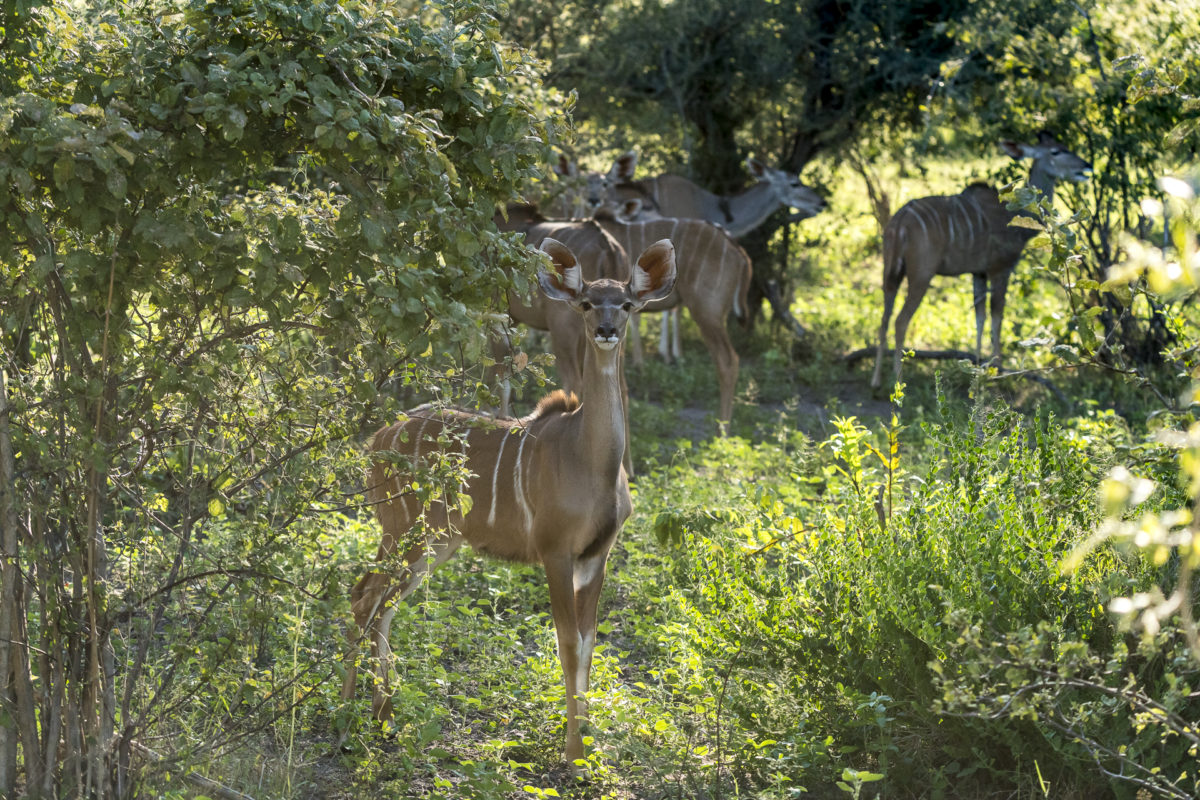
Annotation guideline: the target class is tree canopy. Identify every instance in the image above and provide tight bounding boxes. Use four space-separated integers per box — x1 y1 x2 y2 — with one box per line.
1 0 564 794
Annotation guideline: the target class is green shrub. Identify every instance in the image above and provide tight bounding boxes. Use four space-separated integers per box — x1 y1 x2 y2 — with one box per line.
631 381 1194 797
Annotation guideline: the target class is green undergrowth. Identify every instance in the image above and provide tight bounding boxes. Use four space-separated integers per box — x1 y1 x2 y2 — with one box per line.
283 378 1195 800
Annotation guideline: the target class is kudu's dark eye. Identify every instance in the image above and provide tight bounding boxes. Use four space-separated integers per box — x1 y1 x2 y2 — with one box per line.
579 301 593 311
622 302 633 311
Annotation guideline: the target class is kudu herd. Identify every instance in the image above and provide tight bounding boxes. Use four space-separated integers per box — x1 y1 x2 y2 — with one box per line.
344 132 1092 773
589 151 827 363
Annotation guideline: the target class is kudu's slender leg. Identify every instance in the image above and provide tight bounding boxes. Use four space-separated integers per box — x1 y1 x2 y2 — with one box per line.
656 308 682 363
972 274 988 364
572 545 613 697
670 308 682 362
343 532 464 723
890 273 934 383
689 303 738 423
988 271 1012 365
627 314 645 367
657 310 672 363
543 552 587 766
872 269 904 389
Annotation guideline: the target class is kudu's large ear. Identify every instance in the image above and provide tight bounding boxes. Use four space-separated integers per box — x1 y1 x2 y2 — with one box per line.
555 154 579 178
745 157 768 180
620 198 644 220
536 238 584 302
999 140 1031 160
629 239 676 304
610 151 638 182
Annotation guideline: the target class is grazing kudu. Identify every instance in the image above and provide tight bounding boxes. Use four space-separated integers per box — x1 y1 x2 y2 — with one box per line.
593 152 826 364
591 151 827 237
342 238 677 774
870 132 1093 389
593 202 751 423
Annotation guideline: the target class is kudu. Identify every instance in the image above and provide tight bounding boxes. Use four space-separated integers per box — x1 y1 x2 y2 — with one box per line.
590 151 826 363
870 132 1092 389
589 151 827 237
342 237 677 773
593 200 751 424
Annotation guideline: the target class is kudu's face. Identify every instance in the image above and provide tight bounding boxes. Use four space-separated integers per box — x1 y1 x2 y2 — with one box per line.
583 170 617 214
1039 141 1093 184
573 282 640 351
583 152 638 212
751 160 828 218
1009 134 1093 184
537 238 676 352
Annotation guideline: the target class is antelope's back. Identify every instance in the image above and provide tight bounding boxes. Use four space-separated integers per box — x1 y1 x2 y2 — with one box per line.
525 220 629 282
365 403 572 563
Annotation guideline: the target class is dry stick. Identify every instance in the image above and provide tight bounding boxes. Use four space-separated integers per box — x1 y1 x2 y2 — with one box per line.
843 346 979 365
130 741 257 800
843 347 1072 406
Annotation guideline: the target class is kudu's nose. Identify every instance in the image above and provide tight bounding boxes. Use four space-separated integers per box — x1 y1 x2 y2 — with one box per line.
596 323 619 340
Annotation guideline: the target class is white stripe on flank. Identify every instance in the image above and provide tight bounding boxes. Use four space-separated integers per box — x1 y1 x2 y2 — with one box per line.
387 423 406 503
947 209 957 242
906 204 929 240
458 429 471 511
725 236 743 317
513 430 533 531
969 195 988 234
412 418 429 459
960 203 976 246
488 429 509 525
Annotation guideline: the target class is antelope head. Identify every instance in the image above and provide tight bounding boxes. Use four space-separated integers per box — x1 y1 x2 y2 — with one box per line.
1000 131 1093 184
583 151 639 213
745 157 827 218
536 236 676 351
593 197 663 224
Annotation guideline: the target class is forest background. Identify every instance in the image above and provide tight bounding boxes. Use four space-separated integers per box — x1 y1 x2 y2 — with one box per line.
2 0 1200 798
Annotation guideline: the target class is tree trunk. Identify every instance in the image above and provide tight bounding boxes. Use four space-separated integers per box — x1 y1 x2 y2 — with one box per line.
0 368 46 797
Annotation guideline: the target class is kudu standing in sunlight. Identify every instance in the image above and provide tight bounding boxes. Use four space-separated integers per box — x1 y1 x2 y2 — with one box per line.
342 238 677 774
871 132 1092 389
587 151 826 364
594 198 751 424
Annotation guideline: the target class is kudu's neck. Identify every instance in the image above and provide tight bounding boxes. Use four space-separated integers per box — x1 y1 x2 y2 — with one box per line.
720 182 779 237
577 341 627 479
1027 159 1058 203
1008 159 1058 228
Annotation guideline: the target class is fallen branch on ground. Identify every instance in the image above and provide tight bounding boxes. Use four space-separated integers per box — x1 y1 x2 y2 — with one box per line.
842 347 978 365
841 348 1071 408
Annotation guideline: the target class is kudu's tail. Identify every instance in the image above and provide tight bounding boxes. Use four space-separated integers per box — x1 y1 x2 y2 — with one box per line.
881 214 907 291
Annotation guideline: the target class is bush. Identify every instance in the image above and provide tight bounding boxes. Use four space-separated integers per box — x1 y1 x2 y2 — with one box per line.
631 380 1194 797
